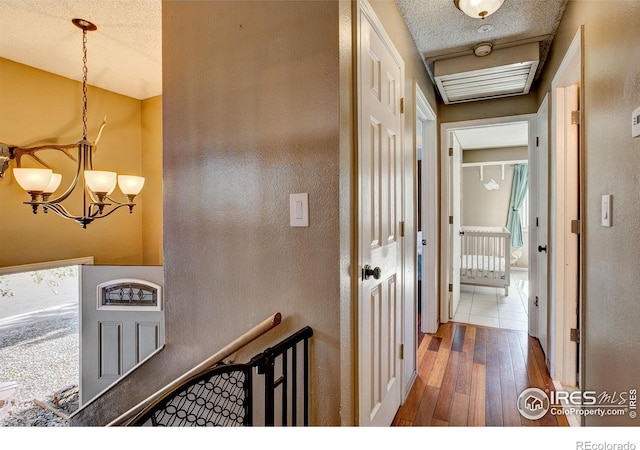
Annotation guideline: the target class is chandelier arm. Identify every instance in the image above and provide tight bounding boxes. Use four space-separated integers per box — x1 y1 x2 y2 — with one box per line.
44 202 95 228
104 195 131 206
41 202 83 221
38 144 85 205
88 203 135 219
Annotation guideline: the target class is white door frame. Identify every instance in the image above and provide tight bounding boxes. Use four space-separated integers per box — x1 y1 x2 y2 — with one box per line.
440 115 536 324
416 84 438 334
549 26 583 388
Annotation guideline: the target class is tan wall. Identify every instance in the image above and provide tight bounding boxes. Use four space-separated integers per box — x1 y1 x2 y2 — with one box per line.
439 92 538 124
164 0 342 425
141 96 163 265
536 1 640 425
0 58 161 268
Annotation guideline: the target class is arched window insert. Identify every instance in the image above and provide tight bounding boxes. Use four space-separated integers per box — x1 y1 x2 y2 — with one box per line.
98 279 161 310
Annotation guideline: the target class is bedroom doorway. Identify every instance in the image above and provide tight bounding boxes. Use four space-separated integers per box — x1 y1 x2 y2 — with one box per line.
416 83 438 339
440 115 538 335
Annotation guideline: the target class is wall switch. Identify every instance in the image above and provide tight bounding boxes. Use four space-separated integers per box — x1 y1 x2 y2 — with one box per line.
289 193 309 227
633 106 640 137
602 194 612 227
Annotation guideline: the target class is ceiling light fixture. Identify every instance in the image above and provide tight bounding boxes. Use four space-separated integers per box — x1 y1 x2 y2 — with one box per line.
0 19 144 229
474 42 493 57
454 0 505 19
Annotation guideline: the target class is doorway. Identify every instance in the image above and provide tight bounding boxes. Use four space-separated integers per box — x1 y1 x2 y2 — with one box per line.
416 83 438 339
0 258 89 425
440 115 539 336
549 27 582 391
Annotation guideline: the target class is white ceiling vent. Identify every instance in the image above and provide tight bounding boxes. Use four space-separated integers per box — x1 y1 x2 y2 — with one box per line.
434 42 540 104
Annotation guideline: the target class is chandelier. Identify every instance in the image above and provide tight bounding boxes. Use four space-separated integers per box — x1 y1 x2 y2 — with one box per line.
1 18 145 229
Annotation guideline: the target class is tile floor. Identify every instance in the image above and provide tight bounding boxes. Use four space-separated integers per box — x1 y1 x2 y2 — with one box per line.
452 270 529 331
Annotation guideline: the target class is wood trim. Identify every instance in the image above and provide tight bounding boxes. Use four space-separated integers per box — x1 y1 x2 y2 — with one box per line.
0 256 94 275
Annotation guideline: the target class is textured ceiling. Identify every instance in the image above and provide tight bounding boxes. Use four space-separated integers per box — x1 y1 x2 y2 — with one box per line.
0 1 565 112
397 0 568 82
0 0 161 100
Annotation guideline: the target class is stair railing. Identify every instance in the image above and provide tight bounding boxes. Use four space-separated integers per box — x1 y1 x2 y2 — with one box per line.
124 325 314 426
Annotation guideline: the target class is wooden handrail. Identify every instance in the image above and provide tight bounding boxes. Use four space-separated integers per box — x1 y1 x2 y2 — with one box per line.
107 312 282 426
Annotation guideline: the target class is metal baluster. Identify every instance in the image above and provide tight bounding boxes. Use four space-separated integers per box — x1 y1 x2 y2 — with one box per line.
292 343 298 426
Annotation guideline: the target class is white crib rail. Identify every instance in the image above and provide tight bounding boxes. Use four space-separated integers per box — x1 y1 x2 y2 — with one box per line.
460 226 511 294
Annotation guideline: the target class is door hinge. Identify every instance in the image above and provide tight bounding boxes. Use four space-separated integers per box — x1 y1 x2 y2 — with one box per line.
449 147 453 157
399 221 405 237
571 219 580 235
535 296 539 307
448 283 453 293
449 215 453 225
536 136 539 147
400 97 405 114
571 110 580 125
570 328 580 343
536 217 539 227
400 344 404 360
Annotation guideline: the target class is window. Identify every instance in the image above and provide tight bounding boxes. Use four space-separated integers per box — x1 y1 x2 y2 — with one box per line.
520 189 529 230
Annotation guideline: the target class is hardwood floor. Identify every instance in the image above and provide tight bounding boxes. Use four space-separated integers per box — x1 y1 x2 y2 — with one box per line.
393 322 569 427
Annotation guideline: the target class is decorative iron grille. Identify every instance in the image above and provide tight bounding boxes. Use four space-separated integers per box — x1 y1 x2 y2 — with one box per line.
148 370 249 426
129 326 313 427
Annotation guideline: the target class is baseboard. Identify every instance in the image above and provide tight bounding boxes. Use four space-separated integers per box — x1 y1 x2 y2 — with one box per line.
553 380 581 427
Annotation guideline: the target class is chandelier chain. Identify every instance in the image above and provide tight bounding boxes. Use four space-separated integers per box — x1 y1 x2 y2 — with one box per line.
82 28 88 140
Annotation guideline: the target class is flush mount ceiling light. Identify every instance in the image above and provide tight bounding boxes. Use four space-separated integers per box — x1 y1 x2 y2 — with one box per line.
0 19 145 229
474 42 493 57
454 0 505 19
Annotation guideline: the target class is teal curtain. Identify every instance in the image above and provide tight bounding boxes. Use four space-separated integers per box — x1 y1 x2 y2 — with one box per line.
506 164 529 248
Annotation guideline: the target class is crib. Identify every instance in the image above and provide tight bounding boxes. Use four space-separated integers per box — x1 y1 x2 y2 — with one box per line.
460 226 511 296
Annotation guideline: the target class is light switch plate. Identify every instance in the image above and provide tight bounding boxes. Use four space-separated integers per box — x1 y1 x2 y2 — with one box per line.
289 193 309 227
602 194 612 227
633 106 640 137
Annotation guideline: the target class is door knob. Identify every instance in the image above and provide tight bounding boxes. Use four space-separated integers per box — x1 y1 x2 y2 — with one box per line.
538 245 547 253
363 265 382 280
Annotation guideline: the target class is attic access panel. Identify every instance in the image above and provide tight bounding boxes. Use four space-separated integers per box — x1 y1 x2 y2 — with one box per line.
434 42 540 104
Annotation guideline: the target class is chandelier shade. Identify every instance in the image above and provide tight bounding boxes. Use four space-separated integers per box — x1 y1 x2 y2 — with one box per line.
84 170 118 195
118 175 145 196
13 168 53 193
43 173 63 195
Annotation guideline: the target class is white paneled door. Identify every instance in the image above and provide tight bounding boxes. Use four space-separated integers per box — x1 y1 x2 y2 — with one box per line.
535 94 550 358
80 265 164 405
357 1 405 427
